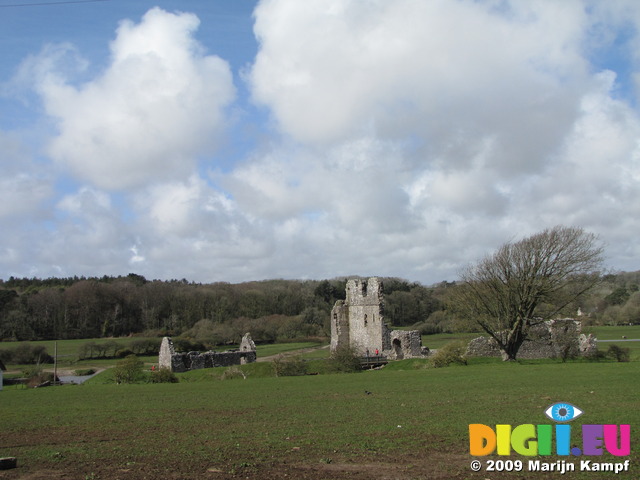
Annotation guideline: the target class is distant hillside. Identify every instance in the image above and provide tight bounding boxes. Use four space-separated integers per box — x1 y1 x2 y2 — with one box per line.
0 275 443 342
1 271 637 343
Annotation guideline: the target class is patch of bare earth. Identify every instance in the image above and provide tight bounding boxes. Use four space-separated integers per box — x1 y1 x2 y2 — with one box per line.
284 453 474 479
0 453 483 480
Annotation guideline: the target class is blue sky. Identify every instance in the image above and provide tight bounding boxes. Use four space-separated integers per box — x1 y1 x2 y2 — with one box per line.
1 0 640 284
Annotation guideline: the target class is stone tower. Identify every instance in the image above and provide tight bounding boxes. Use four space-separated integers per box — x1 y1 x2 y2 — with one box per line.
330 277 428 359
330 277 388 355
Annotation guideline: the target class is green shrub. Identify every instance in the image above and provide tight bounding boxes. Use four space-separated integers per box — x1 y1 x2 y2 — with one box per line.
272 355 308 377
78 341 97 360
607 344 631 362
22 364 43 378
586 350 609 362
2 344 53 364
413 321 442 335
172 338 206 353
221 366 247 380
429 341 468 368
150 368 179 383
79 341 121 359
115 347 135 358
113 355 145 384
0 348 11 364
327 345 362 373
130 338 161 356
101 340 120 358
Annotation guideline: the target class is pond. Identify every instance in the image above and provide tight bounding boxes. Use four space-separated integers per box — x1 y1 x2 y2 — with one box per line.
58 372 100 384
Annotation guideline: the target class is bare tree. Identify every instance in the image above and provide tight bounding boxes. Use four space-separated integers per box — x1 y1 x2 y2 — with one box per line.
453 226 604 361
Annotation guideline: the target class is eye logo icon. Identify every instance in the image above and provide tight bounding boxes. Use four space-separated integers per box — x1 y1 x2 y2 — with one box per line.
545 402 583 422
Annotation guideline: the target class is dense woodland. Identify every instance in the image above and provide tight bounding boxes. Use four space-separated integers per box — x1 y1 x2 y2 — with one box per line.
0 271 639 344
0 275 445 343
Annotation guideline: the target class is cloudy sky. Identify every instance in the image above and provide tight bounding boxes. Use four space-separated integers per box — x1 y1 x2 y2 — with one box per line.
1 0 640 284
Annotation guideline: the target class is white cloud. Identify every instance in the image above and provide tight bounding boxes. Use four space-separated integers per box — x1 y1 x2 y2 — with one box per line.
237 0 640 281
0 186 133 279
5 1 640 284
31 7 235 190
136 175 235 236
226 136 414 232
49 187 131 267
0 132 52 219
250 0 588 162
518 72 640 228
127 176 278 281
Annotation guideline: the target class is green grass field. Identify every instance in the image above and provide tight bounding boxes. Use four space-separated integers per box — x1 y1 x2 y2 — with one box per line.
1 327 638 478
582 325 640 340
255 341 325 358
0 339 324 358
2 358 639 478
0 337 142 358
0 339 327 375
421 332 483 349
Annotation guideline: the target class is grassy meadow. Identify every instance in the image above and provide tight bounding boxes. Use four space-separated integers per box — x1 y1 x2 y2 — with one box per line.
0 328 638 479
0 338 327 376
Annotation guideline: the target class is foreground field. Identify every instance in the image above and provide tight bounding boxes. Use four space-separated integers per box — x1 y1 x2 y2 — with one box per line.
1 359 638 479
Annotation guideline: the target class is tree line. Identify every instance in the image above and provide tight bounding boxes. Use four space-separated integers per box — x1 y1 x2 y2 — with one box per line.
1 263 638 347
0 274 443 343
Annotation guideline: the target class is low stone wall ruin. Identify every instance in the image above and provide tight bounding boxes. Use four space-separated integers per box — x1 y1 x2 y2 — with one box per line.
466 319 597 359
388 328 430 359
159 333 257 373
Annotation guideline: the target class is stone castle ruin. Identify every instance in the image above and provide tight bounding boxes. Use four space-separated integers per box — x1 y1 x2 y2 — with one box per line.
331 277 428 359
466 319 597 360
159 333 257 373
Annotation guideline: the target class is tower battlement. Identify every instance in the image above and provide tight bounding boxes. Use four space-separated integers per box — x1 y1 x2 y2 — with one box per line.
345 277 383 306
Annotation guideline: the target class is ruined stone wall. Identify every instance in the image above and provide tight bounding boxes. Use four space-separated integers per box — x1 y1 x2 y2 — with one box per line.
388 329 428 359
579 333 597 356
169 350 256 373
466 319 598 359
330 300 350 352
158 336 175 370
159 333 257 373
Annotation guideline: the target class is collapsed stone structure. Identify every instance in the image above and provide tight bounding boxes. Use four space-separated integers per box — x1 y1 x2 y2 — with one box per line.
331 277 428 359
466 319 597 360
159 333 257 373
